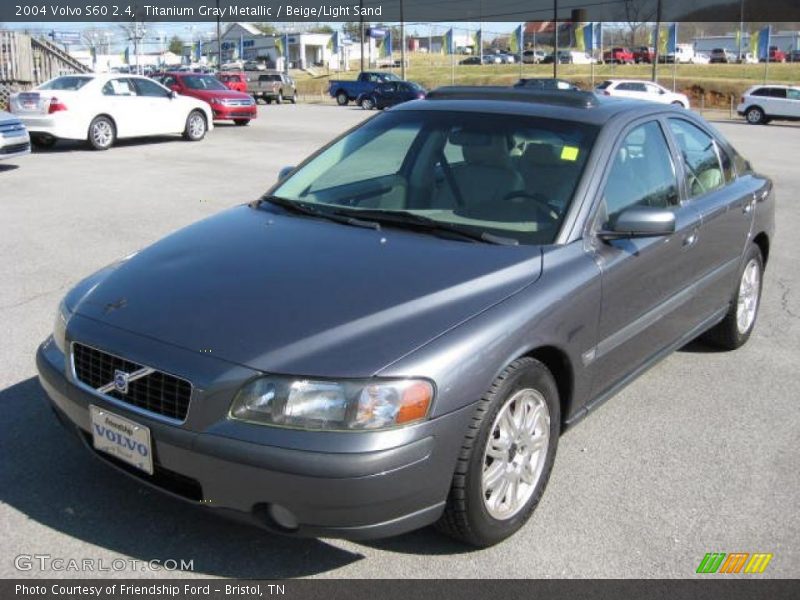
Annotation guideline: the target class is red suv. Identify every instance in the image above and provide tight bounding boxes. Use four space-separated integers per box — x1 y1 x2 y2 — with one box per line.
217 72 247 93
603 47 634 64
156 72 257 126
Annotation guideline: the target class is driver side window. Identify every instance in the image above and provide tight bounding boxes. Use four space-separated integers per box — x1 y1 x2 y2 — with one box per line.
602 121 679 222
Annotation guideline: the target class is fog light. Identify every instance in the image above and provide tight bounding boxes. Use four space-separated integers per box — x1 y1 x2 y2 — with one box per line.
269 504 298 530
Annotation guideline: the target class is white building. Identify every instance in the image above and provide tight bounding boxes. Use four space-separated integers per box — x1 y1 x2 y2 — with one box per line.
199 22 369 70
692 30 800 54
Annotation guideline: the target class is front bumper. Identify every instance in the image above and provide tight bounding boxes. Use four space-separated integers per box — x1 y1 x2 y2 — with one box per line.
36 337 471 540
0 131 30 159
210 104 258 121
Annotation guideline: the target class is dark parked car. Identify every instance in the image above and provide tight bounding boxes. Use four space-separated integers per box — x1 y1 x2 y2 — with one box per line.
328 71 401 106
38 88 773 547
459 56 482 65
514 78 581 91
357 81 426 110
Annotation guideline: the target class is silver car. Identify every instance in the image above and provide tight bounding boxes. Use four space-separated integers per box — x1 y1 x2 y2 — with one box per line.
37 88 774 547
0 110 30 161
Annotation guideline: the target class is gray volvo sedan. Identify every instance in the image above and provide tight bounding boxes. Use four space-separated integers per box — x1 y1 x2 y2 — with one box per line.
37 88 774 547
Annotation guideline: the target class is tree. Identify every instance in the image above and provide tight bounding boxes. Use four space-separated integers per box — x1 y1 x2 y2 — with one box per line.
618 0 657 46
168 35 184 55
307 24 334 34
254 23 277 35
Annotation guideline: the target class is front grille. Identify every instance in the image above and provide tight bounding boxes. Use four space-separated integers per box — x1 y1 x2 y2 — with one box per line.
0 122 26 137
0 142 29 154
223 99 254 107
72 343 192 421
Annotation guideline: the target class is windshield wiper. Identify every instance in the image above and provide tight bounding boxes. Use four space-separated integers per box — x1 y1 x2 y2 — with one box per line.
331 209 519 246
253 195 381 231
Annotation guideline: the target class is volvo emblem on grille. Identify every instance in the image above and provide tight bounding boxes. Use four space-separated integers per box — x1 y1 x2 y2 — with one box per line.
113 370 130 394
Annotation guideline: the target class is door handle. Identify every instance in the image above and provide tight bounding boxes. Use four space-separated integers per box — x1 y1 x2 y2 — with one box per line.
683 229 699 248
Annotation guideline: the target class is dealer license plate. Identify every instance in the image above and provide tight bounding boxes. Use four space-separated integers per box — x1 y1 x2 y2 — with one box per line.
89 405 153 475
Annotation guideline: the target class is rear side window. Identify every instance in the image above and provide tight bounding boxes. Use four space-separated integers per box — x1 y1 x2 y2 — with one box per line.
668 119 726 197
102 78 136 96
39 76 93 91
769 88 787 98
602 121 679 221
750 88 769 96
596 81 612 90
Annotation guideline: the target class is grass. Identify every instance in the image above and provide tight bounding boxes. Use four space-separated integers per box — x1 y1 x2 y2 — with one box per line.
292 54 800 108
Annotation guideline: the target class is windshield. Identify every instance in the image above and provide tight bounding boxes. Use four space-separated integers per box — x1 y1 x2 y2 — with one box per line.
272 110 599 245
182 75 228 91
39 76 93 91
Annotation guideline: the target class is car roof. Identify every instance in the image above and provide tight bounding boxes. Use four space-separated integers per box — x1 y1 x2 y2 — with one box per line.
747 84 798 90
396 86 679 126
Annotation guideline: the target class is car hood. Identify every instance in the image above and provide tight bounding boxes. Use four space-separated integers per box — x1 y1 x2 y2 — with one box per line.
68 205 542 378
185 89 251 100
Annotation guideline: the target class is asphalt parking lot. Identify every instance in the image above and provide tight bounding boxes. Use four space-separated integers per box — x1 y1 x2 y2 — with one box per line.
1 104 798 579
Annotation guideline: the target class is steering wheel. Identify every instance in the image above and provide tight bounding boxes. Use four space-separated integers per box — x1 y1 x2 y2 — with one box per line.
499 191 561 223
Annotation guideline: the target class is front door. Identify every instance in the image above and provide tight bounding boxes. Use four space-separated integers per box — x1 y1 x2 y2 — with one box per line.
589 119 703 398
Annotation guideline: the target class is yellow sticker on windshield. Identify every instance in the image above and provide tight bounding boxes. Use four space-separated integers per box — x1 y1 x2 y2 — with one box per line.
561 146 579 161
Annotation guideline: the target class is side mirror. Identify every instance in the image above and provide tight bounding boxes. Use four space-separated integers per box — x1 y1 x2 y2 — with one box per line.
170 85 180 93
169 90 178 99
278 166 295 181
598 207 676 240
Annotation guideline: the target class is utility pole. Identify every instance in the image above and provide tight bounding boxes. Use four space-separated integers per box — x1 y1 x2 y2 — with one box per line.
360 1 365 71
553 0 558 78
738 0 745 61
216 0 222 67
400 0 406 80
651 0 662 82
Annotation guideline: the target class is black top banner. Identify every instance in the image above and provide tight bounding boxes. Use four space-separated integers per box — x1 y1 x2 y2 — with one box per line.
3 0 800 23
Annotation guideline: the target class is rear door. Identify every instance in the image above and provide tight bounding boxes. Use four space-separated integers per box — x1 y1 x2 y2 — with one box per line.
589 119 702 397
665 117 762 322
99 78 143 137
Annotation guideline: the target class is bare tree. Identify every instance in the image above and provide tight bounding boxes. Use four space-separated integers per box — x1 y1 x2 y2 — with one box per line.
619 0 658 46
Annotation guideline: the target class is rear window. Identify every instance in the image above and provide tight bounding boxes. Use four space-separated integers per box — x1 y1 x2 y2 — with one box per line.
39 76 93 91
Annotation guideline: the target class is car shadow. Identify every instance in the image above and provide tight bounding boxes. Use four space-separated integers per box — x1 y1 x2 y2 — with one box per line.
678 339 719 354
31 136 191 153
0 377 365 578
0 163 20 172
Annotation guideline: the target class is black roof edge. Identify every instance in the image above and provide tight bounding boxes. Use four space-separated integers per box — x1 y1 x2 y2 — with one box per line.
425 86 600 109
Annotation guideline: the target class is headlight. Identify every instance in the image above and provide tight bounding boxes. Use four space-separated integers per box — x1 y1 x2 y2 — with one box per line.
229 377 433 431
53 300 71 354
210 97 222 105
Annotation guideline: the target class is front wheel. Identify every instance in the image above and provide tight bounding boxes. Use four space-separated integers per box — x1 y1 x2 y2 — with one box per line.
746 106 766 125
702 244 764 350
436 357 560 547
360 96 375 110
183 110 207 141
87 116 115 151
276 92 283 104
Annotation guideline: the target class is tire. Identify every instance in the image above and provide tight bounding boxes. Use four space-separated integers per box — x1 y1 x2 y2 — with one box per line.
336 91 349 106
265 97 273 105
234 119 250 126
360 96 375 110
290 93 297 104
183 110 207 141
30 135 56 149
436 357 560 547
745 106 766 125
87 116 115 151
701 244 764 350
276 92 283 105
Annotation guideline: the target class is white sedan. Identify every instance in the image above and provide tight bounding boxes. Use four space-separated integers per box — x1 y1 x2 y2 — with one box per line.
596 79 691 109
9 74 213 150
